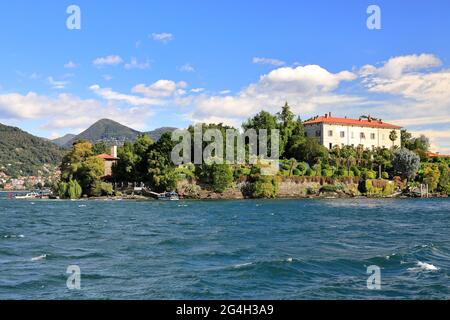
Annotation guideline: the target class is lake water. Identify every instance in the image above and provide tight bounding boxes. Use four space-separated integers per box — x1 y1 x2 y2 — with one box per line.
0 193 449 299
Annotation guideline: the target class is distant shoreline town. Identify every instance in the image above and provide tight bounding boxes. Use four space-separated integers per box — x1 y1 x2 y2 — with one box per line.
1 103 448 200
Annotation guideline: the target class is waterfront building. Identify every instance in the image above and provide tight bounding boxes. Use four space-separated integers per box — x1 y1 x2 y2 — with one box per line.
303 113 402 150
96 146 119 177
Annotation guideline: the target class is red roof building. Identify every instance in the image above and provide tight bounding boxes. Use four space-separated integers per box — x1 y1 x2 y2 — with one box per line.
95 146 119 177
303 113 402 150
304 114 401 129
426 151 450 158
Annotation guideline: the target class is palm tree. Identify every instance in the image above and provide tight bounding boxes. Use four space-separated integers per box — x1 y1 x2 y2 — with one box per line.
389 130 398 148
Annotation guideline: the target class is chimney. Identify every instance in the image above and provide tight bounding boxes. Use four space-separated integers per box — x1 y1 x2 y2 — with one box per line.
329 112 331 117
111 146 117 158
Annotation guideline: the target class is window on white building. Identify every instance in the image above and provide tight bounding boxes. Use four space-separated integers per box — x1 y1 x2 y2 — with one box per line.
315 130 321 137
328 130 333 137
371 133 376 140
360 132 365 139
340 131 345 138
351 132 354 139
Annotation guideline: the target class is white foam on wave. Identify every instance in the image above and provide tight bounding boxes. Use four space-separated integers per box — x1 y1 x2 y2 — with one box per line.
3 234 25 239
234 262 253 268
407 261 439 272
31 254 47 262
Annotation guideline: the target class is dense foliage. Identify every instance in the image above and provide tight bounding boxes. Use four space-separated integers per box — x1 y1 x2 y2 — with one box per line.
52 103 449 197
54 141 109 198
0 123 65 177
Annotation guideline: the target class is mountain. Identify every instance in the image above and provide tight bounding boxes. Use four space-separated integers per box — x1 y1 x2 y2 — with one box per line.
0 123 65 177
52 134 76 147
61 119 177 148
146 127 178 141
64 119 141 147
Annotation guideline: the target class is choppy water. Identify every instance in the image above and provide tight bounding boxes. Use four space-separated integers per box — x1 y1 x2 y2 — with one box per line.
0 193 449 299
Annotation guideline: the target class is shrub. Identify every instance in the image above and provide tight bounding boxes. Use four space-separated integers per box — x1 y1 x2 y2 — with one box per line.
320 185 338 192
91 181 113 197
297 162 309 175
352 166 361 177
67 180 82 199
321 168 334 177
363 179 395 196
306 186 318 195
55 181 68 198
365 170 377 179
382 172 389 179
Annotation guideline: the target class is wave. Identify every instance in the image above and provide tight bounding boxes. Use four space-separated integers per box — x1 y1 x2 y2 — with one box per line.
31 254 48 262
2 234 25 239
407 261 439 273
233 257 297 269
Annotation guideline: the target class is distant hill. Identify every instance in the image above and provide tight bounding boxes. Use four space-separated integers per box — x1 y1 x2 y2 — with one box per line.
146 127 178 141
52 134 76 147
64 119 141 147
0 123 65 177
60 119 177 148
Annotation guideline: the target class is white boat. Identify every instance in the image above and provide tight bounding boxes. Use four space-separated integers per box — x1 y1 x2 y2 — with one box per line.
14 192 39 200
158 192 180 201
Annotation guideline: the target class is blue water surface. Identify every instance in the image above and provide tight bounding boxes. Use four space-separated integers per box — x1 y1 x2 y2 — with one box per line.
0 193 449 299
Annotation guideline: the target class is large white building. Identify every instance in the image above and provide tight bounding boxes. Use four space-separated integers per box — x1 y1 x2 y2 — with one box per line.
304 113 402 150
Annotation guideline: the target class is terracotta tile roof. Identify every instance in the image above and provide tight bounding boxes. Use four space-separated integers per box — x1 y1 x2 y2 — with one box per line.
426 151 450 158
304 115 402 129
96 153 119 160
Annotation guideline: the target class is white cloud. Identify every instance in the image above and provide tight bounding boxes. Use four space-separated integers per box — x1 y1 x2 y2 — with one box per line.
361 53 442 79
103 74 114 81
93 55 123 67
181 65 358 124
151 32 174 43
190 88 204 93
124 57 151 70
64 61 77 69
179 63 195 72
360 54 450 130
132 80 187 98
253 57 286 66
89 84 162 106
47 77 69 89
0 92 153 133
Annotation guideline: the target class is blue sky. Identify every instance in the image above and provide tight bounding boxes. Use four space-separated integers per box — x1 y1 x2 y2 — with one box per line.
0 0 449 152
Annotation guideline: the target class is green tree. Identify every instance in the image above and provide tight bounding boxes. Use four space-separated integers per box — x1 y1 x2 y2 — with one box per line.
246 163 279 198
147 132 177 192
243 110 278 155
276 102 298 156
289 137 328 165
389 130 398 148
438 163 449 194
67 179 82 199
201 163 234 193
392 149 420 181
92 141 110 155
423 164 440 192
